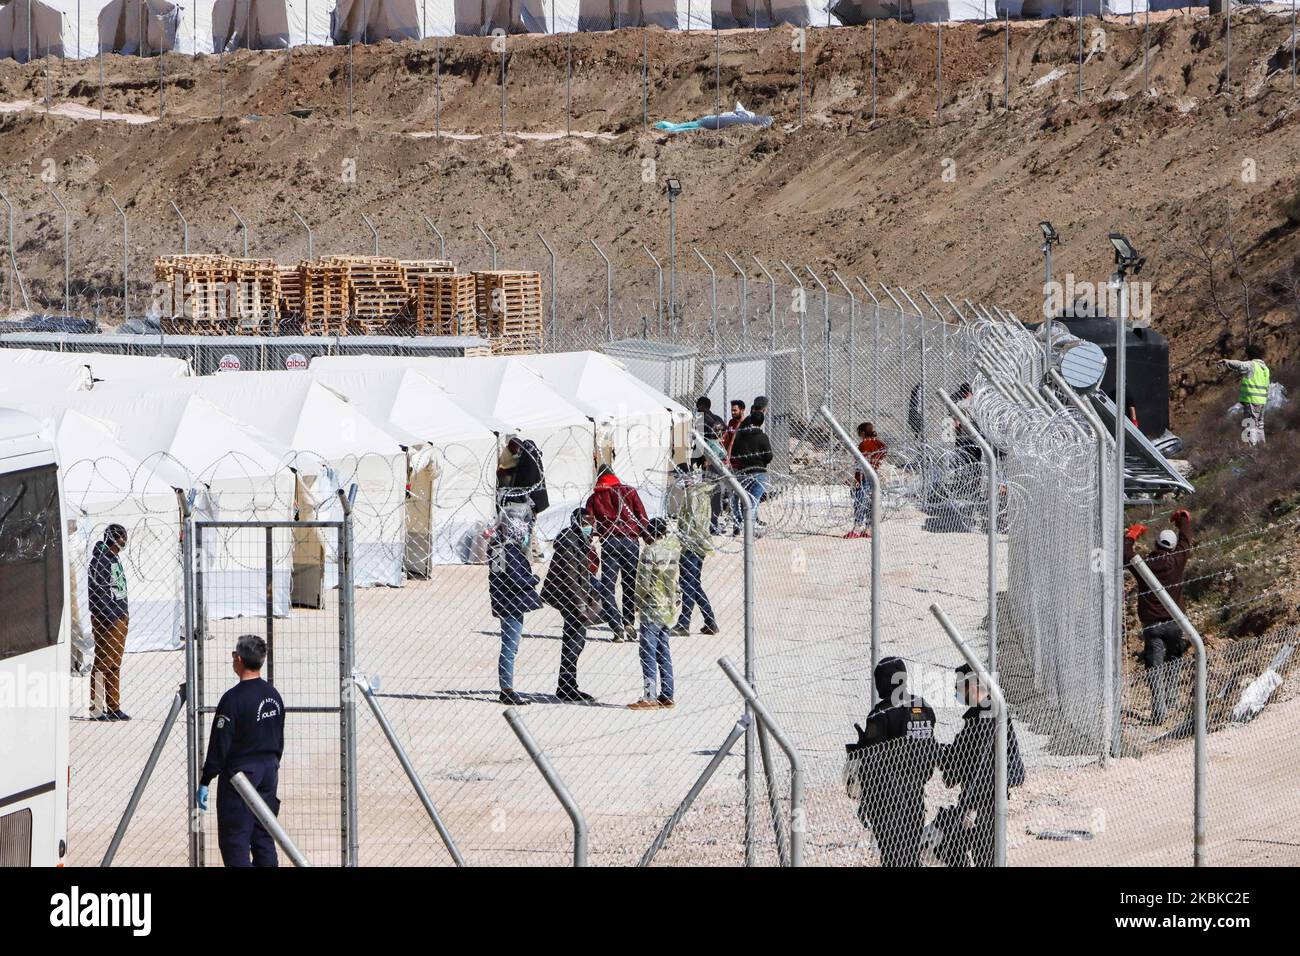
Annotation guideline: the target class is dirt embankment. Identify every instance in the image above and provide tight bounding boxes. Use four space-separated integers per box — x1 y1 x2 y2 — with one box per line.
0 13 1298 420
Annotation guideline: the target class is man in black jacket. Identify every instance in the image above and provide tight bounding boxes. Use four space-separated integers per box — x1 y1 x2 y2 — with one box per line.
88 524 130 721
692 397 727 533
844 657 938 867
197 634 286 868
728 411 774 536
936 663 1025 867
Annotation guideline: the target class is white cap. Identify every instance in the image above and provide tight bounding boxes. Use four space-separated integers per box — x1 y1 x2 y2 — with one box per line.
1157 529 1178 550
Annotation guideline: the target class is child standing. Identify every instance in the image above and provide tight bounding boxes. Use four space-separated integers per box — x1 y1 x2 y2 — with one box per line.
629 517 682 710
848 422 887 539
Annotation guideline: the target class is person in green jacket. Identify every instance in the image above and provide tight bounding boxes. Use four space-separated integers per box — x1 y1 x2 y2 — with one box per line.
629 517 681 710
1220 343 1271 444
667 464 719 637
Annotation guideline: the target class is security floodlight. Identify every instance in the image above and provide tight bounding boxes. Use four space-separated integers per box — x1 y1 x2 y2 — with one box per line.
1039 221 1059 245
665 177 683 198
1108 232 1145 276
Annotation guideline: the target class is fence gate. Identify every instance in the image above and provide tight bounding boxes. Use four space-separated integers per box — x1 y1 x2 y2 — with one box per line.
185 515 356 867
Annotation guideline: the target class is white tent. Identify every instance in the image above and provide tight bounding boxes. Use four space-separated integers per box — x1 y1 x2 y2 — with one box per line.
53 409 190 653
309 353 598 541
453 0 547 33
0 0 70 60
514 351 688 515
830 0 988 20
712 0 835 27
331 0 420 42
177 373 409 588
556 0 707 31
308 366 499 570
98 0 182 54
0 348 190 383
209 0 334 49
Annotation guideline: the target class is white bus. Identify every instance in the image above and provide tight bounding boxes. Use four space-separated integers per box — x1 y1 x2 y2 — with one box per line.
0 408 71 867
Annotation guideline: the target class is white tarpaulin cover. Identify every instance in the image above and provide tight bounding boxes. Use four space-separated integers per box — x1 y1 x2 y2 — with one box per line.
0 0 67 61
308 366 499 567
331 0 420 42
98 0 182 54
0 348 190 382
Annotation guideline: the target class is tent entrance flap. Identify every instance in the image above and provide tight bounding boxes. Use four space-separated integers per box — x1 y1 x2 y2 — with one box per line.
331 0 421 44
212 0 292 50
99 0 183 55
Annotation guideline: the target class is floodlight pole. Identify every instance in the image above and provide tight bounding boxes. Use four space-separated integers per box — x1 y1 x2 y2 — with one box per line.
170 200 189 254
294 209 314 261
48 188 71 313
642 244 664 336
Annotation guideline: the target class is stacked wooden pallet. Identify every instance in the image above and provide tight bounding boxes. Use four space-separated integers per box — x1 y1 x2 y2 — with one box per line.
278 265 303 320
400 260 455 286
320 256 411 333
155 254 234 334
228 258 281 331
475 270 544 353
414 273 476 336
299 260 350 335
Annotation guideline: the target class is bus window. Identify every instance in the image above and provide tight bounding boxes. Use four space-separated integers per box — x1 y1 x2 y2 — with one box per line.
0 465 64 663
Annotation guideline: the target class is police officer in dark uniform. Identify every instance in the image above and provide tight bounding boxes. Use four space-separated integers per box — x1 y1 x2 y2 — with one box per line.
196 634 286 868
844 657 937 867
936 663 1025 867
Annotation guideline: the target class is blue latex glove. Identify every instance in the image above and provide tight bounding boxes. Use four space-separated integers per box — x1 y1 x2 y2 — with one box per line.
196 785 209 811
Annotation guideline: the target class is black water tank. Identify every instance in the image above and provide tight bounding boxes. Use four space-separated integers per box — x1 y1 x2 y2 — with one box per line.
1058 316 1170 438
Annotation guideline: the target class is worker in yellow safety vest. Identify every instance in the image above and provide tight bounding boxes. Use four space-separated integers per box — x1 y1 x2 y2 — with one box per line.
1219 343 1271 443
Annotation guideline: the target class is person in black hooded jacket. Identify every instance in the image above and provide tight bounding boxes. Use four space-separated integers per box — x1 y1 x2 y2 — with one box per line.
541 509 599 703
844 657 937 867
497 435 550 518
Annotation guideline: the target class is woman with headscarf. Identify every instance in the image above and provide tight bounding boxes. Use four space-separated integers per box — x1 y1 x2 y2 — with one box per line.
541 509 600 703
488 505 542 706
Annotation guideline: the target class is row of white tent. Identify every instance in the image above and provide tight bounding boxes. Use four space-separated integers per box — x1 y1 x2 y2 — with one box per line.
0 347 690 653
0 0 1171 62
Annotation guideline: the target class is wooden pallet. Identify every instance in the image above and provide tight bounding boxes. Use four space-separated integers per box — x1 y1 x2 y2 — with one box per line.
400 259 455 287
299 260 350 335
475 270 544 349
154 254 235 333
414 273 476 336
320 255 411 333
278 265 303 320
228 258 281 332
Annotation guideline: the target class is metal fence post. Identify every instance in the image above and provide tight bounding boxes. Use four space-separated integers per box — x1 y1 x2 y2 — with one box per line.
337 487 359 866
832 270 856 410
805 266 831 410
503 708 588 866
169 199 189 254
723 252 747 348
819 408 881 694
856 278 881 419
931 603 1007 866
642 244 664 336
941 393 999 675
780 260 810 421
423 217 445 260
229 205 249 257
361 212 379 255
1130 555 1208 867
539 232 558 340
693 247 719 351
718 657 804 867
351 673 466 866
229 772 312 866
752 254 776 351
111 196 129 321
47 188 70 314
476 222 497 269
693 430 757 865
591 238 613 341
179 491 200 868
294 209 315 261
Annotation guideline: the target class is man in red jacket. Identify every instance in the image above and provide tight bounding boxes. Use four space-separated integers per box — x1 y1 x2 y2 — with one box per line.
1123 508 1193 723
586 466 649 643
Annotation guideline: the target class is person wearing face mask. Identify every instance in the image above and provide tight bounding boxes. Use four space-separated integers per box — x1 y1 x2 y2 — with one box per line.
488 505 543 706
541 509 601 703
